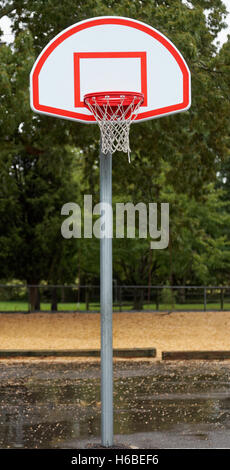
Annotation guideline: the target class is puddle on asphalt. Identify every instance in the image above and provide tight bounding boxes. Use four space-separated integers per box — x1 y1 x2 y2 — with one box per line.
0 362 230 448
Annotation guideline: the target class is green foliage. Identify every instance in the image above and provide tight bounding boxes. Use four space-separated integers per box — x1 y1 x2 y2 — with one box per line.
0 0 230 288
0 32 80 284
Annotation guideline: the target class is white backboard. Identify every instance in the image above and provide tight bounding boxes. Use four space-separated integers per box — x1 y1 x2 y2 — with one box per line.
30 16 191 123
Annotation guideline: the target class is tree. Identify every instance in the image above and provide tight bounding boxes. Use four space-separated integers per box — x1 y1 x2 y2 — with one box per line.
1 0 230 301
4 0 229 192
0 32 80 309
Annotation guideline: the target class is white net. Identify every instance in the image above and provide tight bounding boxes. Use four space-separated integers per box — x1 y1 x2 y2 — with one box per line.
84 94 143 162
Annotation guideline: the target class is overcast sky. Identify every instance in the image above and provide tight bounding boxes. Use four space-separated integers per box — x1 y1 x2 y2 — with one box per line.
0 1 230 46
217 0 230 45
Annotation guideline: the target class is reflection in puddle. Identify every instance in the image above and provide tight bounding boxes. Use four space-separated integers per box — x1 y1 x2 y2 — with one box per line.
0 362 230 448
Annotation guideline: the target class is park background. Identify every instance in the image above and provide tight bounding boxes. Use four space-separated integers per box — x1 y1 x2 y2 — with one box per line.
0 0 230 316
1 0 230 451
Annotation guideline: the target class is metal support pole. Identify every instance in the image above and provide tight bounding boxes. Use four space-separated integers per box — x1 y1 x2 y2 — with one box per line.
100 141 113 447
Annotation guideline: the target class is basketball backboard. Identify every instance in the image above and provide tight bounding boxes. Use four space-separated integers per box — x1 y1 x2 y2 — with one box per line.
30 16 191 123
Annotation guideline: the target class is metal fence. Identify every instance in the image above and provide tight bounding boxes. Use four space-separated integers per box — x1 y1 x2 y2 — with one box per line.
0 284 230 313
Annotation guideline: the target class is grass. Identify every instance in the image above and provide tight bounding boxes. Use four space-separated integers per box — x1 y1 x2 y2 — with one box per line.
0 300 229 312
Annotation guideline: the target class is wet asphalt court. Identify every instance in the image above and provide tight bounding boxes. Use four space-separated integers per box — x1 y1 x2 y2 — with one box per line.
0 361 230 448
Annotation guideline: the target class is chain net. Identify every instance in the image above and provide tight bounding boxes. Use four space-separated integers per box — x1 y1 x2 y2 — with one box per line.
84 94 143 162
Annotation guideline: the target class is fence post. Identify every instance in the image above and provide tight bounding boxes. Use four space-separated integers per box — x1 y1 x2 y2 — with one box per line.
220 288 224 311
204 287 207 312
27 285 30 313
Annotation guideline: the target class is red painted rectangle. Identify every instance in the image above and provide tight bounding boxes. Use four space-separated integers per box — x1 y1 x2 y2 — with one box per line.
73 51 148 108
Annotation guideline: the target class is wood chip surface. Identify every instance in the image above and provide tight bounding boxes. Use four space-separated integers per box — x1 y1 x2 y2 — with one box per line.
0 311 229 359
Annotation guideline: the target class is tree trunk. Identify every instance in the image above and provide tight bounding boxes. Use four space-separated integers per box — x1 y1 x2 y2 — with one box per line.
61 286 65 302
155 289 159 310
168 235 175 309
169 234 173 287
28 285 40 312
133 288 143 310
179 287 186 304
51 287 58 312
85 287 89 311
78 262 81 306
147 248 153 304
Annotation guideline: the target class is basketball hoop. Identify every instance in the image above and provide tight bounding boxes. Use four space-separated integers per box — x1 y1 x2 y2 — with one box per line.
30 16 191 448
84 91 144 162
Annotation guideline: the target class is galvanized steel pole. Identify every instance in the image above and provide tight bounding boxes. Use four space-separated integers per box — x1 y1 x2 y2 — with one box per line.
100 141 113 447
